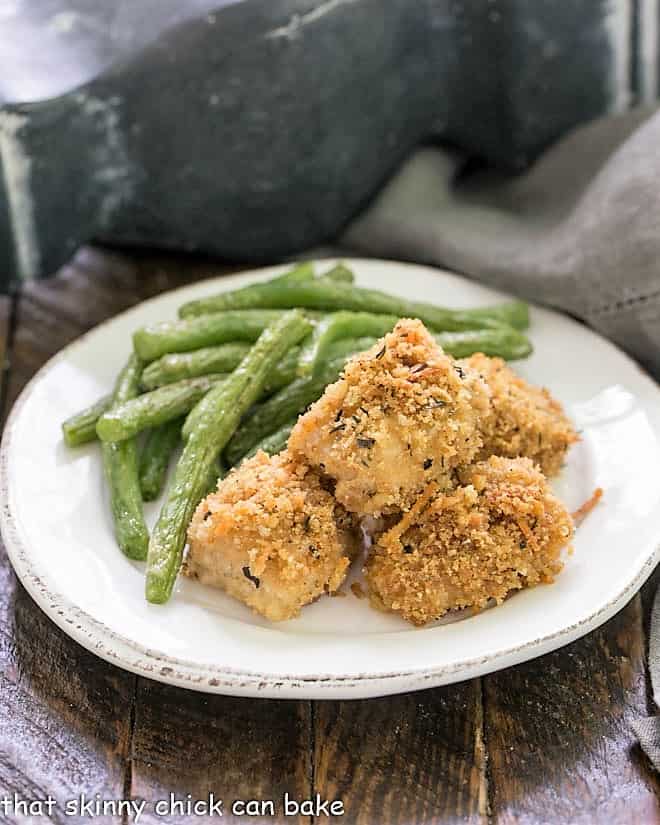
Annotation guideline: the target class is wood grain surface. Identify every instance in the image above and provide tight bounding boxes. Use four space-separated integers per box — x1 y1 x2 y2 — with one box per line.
485 597 660 825
0 246 658 825
313 683 488 824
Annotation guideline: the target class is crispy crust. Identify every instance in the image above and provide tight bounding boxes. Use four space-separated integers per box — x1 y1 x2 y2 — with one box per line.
185 450 359 621
460 353 578 476
289 319 491 516
365 456 574 626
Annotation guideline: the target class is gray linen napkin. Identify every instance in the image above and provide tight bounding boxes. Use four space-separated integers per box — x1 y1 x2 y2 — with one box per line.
342 106 660 377
341 106 660 761
632 586 660 769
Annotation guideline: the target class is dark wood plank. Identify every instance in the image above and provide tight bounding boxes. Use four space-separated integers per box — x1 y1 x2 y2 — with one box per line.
129 680 311 824
0 563 134 824
313 682 487 824
485 595 660 824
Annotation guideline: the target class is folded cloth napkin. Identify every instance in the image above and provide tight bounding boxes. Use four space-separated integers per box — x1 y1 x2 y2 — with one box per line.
632 586 660 769
340 105 660 761
342 106 660 377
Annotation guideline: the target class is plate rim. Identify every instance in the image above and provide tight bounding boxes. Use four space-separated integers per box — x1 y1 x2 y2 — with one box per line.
2 257 659 697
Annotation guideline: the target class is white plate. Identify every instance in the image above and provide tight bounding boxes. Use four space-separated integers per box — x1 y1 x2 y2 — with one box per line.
2 259 660 699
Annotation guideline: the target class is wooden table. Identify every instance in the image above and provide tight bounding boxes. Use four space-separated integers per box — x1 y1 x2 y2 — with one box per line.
1 246 659 824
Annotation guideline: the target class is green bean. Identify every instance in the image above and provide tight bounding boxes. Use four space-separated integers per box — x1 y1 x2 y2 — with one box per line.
179 278 528 332
62 395 111 447
145 310 311 604
224 356 346 466
298 312 398 376
141 343 251 389
139 419 182 501
262 349 305 395
435 327 532 360
178 364 292 441
96 375 225 442
101 354 149 560
460 301 529 331
171 261 337 317
321 263 354 283
271 261 315 284
261 338 370 393
142 342 295 392
158 263 313 342
241 419 297 463
133 309 285 362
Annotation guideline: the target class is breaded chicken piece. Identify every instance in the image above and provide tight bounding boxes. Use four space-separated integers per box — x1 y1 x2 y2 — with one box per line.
365 456 574 626
289 319 491 516
460 353 578 476
185 450 359 622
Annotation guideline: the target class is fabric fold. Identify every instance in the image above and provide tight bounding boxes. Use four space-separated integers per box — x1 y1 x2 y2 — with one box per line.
343 107 660 376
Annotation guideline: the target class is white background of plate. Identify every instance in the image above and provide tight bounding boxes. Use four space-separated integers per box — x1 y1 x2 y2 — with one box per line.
2 259 659 698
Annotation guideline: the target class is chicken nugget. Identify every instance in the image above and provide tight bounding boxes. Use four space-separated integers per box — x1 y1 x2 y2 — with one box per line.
460 353 578 476
289 318 491 516
185 450 359 622
365 456 574 625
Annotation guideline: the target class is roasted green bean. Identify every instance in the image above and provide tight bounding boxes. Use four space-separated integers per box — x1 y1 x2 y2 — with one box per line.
179 278 528 332
321 263 354 283
133 309 285 362
297 312 398 375
139 419 183 501
62 395 111 446
96 375 225 442
271 261 315 284
142 342 297 393
435 327 532 360
141 343 251 390
101 354 149 560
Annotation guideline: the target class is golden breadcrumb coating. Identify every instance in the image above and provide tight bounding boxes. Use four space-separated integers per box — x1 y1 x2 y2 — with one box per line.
185 450 359 622
365 456 574 626
289 319 491 516
460 353 578 476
